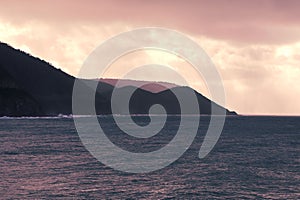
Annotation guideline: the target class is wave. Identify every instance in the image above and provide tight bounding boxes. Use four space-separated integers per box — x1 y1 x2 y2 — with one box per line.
0 114 74 120
0 113 234 120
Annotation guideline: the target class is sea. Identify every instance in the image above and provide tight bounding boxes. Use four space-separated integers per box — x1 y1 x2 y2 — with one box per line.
0 116 299 199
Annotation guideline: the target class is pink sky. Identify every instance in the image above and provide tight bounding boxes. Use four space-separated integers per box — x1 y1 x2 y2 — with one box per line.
1 0 300 115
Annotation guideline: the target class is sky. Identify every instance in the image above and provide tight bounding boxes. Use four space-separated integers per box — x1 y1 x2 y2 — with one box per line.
0 0 300 115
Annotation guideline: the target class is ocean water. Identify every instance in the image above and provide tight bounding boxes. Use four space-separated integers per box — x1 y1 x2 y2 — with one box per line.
0 116 299 199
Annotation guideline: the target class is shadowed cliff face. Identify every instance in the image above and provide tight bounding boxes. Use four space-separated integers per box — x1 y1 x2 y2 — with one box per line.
0 66 43 116
0 42 237 117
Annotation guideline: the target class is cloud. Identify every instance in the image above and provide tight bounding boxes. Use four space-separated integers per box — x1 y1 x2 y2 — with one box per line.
0 0 300 115
200 37 300 114
1 0 300 44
